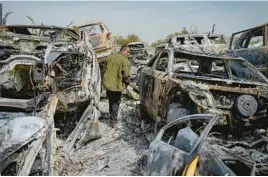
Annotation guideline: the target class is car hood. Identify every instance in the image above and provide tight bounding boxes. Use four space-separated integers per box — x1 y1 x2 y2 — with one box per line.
0 114 47 162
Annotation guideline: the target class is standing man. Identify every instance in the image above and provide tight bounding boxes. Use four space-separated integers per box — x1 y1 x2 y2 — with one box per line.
103 45 131 127
106 32 116 54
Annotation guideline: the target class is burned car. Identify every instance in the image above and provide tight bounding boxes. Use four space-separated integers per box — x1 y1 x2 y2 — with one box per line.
78 21 114 60
128 41 154 60
0 25 101 112
138 47 268 127
227 22 268 77
0 25 102 175
140 114 268 176
0 95 58 176
168 33 228 55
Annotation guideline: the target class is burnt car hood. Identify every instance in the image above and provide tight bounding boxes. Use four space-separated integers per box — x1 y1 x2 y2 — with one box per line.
0 113 47 162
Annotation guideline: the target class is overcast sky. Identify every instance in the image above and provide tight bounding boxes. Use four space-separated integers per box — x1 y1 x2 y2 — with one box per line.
2 1 268 43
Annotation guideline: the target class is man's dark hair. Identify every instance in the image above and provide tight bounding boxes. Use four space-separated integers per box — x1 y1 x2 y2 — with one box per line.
120 45 129 52
106 32 112 37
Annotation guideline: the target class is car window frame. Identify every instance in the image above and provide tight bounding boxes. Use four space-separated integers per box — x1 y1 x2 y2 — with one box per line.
233 27 265 50
153 50 170 72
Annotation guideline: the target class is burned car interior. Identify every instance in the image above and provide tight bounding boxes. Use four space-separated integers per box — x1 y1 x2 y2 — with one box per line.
172 51 267 83
141 114 268 176
227 23 268 78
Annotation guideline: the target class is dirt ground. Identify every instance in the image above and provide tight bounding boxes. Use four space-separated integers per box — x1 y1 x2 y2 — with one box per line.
64 96 153 176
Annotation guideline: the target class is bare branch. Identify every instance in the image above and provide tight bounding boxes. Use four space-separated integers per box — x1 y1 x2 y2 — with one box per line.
2 12 13 25
66 21 73 28
212 23 215 34
26 15 35 25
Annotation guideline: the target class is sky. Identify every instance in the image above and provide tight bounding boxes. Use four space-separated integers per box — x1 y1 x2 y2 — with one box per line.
2 1 268 44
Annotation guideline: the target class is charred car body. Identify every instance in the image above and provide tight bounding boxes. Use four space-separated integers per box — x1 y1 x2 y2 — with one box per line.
0 25 101 112
78 21 114 60
0 96 58 176
128 41 154 60
227 23 268 77
0 24 101 175
138 47 268 128
140 114 268 176
168 33 228 55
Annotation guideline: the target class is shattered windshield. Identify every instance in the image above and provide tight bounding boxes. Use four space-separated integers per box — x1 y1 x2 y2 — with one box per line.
229 60 266 83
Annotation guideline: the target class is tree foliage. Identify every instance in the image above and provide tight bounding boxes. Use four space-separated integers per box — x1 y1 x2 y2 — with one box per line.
114 33 141 46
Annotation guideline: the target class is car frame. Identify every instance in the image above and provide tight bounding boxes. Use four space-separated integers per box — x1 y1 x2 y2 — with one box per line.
227 22 268 77
0 24 101 112
127 41 153 60
78 21 114 60
138 47 268 127
168 33 228 55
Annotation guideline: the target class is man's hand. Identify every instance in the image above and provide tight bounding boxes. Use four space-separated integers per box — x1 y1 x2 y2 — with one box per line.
123 76 130 86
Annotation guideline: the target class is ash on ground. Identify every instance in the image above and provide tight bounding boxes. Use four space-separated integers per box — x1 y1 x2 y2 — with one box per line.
64 96 154 176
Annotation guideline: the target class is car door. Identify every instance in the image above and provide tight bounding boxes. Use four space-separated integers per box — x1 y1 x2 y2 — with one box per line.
139 55 157 114
79 23 108 51
228 26 268 76
140 50 170 120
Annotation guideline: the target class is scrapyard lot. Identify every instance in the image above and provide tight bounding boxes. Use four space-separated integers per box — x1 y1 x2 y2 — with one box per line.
1 17 268 176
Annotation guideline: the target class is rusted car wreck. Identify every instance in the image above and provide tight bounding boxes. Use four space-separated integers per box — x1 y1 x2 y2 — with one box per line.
168 33 228 55
77 21 114 61
0 24 101 111
138 47 268 128
139 114 268 176
0 25 101 175
227 22 268 77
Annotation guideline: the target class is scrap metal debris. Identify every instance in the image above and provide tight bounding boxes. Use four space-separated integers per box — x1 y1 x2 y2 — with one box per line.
0 23 102 176
227 22 268 77
139 114 268 176
127 41 154 67
168 33 228 55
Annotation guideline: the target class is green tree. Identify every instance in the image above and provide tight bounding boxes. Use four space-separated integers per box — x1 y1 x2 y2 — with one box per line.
114 33 141 46
126 33 141 43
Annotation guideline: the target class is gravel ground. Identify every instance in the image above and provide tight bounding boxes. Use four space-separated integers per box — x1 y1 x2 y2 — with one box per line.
64 96 154 176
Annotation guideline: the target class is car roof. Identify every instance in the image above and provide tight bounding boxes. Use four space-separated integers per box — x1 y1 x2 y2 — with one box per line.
171 33 223 39
0 24 80 40
169 47 244 61
231 22 268 35
0 24 75 31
